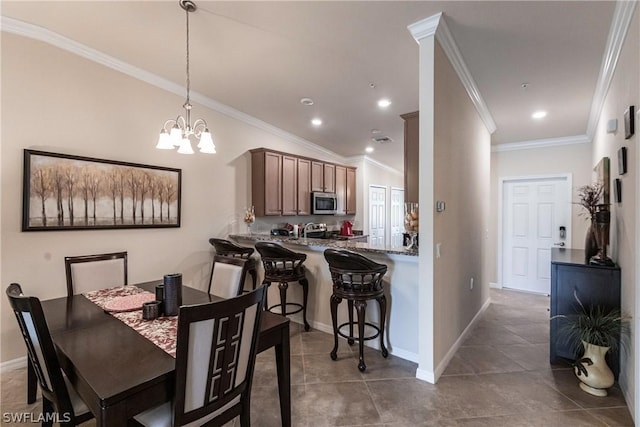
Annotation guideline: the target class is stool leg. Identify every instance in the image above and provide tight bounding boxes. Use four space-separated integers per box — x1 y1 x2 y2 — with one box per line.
278 281 289 317
347 299 355 345
355 300 367 372
330 294 341 361
249 268 257 290
299 278 310 331
377 295 388 358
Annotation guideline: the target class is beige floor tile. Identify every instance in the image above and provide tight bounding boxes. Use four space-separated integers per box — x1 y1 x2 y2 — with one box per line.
588 407 635 426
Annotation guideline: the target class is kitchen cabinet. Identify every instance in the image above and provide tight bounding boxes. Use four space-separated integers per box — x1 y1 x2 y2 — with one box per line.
282 155 298 216
346 167 356 215
297 158 311 215
550 248 621 379
401 111 419 203
323 164 336 193
335 165 346 215
251 149 282 216
311 161 324 192
250 148 356 216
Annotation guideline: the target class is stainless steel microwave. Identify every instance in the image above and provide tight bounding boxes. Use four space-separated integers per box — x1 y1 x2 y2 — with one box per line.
312 192 337 215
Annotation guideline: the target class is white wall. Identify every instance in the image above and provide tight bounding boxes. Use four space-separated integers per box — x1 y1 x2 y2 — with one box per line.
590 6 638 416
0 33 398 363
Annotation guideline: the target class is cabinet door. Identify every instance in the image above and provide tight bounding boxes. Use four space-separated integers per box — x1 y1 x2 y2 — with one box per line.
346 167 357 214
297 158 311 215
334 166 346 215
311 161 324 192
264 152 282 215
282 155 297 215
324 164 336 193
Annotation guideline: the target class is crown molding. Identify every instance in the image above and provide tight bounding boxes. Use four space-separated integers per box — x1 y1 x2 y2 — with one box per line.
585 0 638 139
408 13 497 135
492 134 590 152
346 155 403 176
1 16 364 165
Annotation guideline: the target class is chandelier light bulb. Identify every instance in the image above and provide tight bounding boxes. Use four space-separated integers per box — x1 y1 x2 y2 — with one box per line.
156 129 174 149
177 137 195 154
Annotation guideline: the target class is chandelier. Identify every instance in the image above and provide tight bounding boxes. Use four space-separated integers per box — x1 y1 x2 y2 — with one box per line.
156 0 216 154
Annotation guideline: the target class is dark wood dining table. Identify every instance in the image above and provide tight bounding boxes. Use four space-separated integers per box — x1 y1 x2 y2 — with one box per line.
33 281 291 426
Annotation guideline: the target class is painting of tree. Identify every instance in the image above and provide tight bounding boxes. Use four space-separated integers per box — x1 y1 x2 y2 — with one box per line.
22 150 181 231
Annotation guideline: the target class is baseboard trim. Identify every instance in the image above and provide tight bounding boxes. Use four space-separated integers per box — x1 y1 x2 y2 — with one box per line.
489 282 501 289
0 356 27 373
433 297 491 381
416 367 435 384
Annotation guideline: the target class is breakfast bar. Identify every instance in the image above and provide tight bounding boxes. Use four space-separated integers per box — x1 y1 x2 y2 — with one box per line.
230 233 420 362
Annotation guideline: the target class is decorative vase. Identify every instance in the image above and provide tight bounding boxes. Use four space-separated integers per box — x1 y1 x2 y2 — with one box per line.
584 220 598 262
574 340 614 397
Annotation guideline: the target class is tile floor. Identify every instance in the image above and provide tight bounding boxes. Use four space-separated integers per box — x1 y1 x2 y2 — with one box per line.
0 289 634 426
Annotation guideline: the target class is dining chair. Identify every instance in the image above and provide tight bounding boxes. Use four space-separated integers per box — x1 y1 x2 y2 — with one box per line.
208 238 258 291
64 251 128 296
133 286 267 427
6 283 94 426
207 255 250 299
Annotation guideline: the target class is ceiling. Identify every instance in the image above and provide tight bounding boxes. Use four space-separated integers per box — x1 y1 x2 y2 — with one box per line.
2 1 616 171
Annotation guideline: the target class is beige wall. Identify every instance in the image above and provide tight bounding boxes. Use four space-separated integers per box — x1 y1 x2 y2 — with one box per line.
0 33 389 363
489 143 593 285
433 42 491 366
591 7 638 413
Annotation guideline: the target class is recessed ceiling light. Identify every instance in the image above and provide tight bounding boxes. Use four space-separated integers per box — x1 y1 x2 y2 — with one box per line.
311 118 322 126
365 146 374 153
377 99 391 108
371 129 382 134
532 111 547 119
300 97 314 106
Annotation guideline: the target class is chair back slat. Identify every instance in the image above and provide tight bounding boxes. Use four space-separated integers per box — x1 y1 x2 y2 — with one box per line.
208 256 248 298
65 251 127 296
173 287 266 426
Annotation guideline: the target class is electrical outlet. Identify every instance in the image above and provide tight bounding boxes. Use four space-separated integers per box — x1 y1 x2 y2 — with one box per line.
470 277 474 290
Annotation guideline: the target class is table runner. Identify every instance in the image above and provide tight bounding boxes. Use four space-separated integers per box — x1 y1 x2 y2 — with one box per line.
84 286 178 357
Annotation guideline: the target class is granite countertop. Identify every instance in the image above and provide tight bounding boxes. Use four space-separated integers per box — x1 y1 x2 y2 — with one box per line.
229 233 418 257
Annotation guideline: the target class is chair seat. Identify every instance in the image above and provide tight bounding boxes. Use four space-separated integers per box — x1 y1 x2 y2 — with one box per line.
133 387 240 426
64 375 91 419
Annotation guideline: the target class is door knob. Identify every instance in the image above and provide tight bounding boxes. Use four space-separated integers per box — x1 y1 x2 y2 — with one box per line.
554 242 565 247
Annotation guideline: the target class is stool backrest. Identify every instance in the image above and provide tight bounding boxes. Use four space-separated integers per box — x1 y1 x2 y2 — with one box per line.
255 242 306 278
324 249 387 294
209 238 254 259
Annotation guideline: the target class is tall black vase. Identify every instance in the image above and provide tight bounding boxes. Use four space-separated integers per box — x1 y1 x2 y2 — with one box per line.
584 220 598 262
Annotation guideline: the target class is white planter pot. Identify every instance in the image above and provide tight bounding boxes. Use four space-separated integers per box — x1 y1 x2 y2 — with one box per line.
574 340 614 396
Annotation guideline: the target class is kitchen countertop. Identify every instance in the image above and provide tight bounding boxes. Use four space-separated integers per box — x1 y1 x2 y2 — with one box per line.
229 233 418 257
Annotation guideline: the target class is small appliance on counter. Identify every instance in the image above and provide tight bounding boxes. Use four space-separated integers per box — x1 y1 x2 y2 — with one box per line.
340 220 353 236
270 228 293 236
304 223 328 238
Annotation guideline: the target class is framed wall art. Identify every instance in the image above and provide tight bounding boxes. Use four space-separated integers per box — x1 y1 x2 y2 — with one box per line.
618 146 627 175
22 149 182 231
614 178 622 203
624 105 635 139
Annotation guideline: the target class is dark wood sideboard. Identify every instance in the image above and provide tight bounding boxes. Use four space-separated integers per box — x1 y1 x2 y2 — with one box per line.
550 248 621 379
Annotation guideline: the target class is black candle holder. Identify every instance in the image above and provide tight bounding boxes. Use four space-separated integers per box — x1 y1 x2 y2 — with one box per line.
163 273 183 316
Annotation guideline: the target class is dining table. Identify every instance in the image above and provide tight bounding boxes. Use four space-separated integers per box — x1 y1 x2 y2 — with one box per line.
30 280 291 426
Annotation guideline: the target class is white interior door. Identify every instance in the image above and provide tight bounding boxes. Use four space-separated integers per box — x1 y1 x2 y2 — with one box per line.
390 188 404 247
502 177 570 294
369 186 386 247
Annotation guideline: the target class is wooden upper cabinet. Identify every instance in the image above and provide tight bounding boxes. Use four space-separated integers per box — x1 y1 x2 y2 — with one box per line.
346 167 356 215
297 159 311 215
311 161 324 192
282 155 298 216
401 111 419 203
335 165 347 215
251 148 356 216
323 164 336 193
251 149 282 216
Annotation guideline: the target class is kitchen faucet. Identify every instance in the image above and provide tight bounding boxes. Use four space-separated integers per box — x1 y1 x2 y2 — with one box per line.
303 223 315 239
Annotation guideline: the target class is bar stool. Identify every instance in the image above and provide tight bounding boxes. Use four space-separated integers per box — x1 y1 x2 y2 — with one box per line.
209 238 257 291
255 242 310 331
324 248 388 372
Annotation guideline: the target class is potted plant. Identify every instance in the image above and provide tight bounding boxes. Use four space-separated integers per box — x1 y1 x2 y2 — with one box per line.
555 292 629 396
574 183 604 261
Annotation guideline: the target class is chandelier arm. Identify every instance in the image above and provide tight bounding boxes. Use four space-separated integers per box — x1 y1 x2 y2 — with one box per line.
192 118 208 137
162 119 177 132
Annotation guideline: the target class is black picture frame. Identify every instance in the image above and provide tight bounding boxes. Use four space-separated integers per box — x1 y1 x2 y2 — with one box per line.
624 105 635 139
614 178 622 203
22 149 182 231
618 146 627 175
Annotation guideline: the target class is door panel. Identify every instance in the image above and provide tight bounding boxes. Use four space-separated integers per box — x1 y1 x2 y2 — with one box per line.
390 188 404 247
503 177 569 294
369 186 386 247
